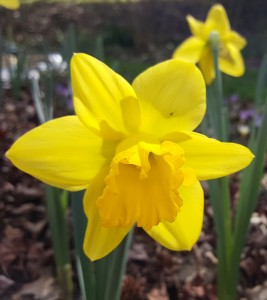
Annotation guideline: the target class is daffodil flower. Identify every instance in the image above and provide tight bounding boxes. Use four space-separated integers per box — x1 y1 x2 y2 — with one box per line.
0 0 19 9
173 4 246 84
6 54 253 260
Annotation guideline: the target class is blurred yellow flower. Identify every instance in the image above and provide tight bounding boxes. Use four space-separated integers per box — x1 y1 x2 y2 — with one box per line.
6 54 253 260
173 4 246 84
0 0 19 9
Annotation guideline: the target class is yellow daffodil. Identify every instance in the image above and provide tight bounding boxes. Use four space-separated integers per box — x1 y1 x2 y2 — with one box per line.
6 53 253 261
173 4 246 84
0 0 19 9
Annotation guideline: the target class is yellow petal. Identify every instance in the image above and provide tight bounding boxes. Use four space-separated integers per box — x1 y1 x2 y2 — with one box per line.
187 15 206 38
0 0 19 9
174 131 254 180
6 116 115 191
219 43 245 77
83 168 131 261
198 46 215 85
206 4 230 35
71 53 139 140
173 37 205 63
224 31 247 50
147 180 204 251
132 59 206 136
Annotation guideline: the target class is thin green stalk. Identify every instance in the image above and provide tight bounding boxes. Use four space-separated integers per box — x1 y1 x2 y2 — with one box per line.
95 229 133 300
209 31 228 142
71 191 133 300
207 180 227 293
207 31 233 299
206 87 220 135
71 191 96 300
44 71 54 121
45 187 73 300
207 173 233 299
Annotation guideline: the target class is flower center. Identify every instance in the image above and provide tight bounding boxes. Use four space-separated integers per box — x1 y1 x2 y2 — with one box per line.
219 44 234 63
96 141 186 231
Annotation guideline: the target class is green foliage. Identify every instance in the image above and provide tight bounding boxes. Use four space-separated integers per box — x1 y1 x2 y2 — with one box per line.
108 57 151 82
104 25 134 48
223 69 267 101
45 187 73 300
71 191 133 300
205 39 267 299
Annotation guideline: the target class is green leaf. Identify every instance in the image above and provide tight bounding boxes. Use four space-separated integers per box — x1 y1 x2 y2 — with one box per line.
45 186 73 300
71 191 133 300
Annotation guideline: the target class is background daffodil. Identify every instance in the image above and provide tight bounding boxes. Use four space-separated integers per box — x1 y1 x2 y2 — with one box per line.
0 0 19 9
173 4 247 85
6 53 253 261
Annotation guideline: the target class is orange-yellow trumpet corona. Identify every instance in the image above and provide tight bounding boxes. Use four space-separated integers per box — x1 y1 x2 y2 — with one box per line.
6 54 253 260
173 4 246 84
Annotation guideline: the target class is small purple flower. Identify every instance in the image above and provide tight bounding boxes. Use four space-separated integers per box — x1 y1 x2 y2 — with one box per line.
229 94 239 104
65 95 74 110
56 83 71 98
56 83 73 110
239 108 254 122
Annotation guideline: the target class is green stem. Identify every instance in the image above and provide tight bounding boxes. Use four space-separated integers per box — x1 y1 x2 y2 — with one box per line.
45 186 73 300
209 31 228 142
71 191 97 300
44 72 54 121
207 31 233 299
71 191 133 300
207 178 233 299
96 230 133 300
